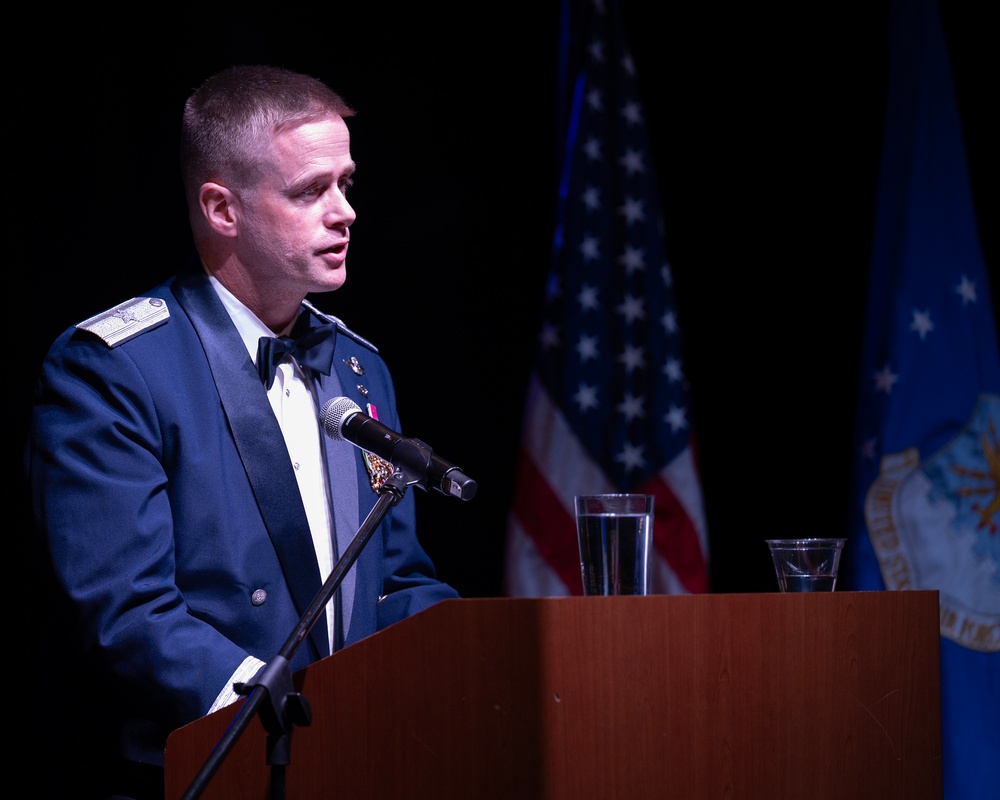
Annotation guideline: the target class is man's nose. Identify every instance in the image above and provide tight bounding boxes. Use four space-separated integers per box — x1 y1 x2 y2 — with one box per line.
326 194 356 227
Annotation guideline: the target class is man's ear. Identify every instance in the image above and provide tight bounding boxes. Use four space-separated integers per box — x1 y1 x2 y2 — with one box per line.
198 182 240 237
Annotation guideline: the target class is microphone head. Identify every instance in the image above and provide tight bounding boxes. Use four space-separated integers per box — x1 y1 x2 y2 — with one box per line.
321 396 362 441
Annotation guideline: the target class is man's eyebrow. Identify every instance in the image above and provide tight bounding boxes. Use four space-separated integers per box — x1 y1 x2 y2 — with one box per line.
318 162 357 182
287 162 356 191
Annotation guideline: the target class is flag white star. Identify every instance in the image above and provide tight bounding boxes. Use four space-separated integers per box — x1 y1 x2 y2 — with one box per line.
617 392 646 422
910 309 934 340
576 333 599 362
955 274 977 305
617 294 646 323
583 137 602 161
661 262 673 287
615 441 646 473
618 196 645 226
618 343 646 373
618 148 645 175
582 185 601 211
617 244 645 274
873 364 898 394
661 309 677 334
663 357 683 382
579 235 601 262
664 404 688 432
586 87 603 111
577 284 600 311
574 382 600 412
620 100 642 127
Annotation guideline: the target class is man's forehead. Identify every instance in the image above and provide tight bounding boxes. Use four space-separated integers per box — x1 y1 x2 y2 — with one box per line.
269 117 352 166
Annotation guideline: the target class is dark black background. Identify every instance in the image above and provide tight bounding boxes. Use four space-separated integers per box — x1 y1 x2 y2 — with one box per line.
10 2 996 606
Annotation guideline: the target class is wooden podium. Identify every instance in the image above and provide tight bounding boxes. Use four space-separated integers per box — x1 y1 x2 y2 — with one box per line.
165 592 942 800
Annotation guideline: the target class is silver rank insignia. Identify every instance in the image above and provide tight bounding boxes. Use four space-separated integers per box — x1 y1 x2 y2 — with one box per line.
76 297 170 347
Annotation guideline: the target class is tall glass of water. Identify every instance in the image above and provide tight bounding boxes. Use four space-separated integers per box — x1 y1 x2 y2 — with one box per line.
574 494 655 595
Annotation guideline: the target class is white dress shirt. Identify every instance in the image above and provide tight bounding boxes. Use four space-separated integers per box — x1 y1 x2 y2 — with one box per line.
206 276 337 712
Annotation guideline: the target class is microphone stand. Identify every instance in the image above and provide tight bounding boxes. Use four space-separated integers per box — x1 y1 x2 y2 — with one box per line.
180 462 419 800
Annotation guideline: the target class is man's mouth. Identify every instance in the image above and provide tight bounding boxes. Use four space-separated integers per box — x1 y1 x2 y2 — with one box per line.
319 240 349 257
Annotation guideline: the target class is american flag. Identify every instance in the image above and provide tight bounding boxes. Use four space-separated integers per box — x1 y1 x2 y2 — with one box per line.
503 0 709 596
845 1 999 797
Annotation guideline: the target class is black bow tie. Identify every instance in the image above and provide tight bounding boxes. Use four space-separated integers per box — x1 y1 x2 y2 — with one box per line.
256 317 338 389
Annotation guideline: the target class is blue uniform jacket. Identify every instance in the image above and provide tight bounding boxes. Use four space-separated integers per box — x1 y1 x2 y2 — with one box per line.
27 269 458 767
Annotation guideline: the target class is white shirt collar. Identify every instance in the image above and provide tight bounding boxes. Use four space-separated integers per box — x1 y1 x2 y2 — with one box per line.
208 275 292 364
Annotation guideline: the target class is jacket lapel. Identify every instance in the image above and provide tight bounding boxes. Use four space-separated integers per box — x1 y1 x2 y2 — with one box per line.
313 364 362 648
170 272 330 661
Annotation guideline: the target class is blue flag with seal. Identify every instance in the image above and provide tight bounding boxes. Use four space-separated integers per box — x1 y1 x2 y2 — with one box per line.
846 1 999 798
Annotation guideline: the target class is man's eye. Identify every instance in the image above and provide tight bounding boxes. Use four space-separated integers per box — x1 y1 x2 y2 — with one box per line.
339 177 354 193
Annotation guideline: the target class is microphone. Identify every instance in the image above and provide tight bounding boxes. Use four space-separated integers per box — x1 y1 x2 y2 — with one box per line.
320 396 477 501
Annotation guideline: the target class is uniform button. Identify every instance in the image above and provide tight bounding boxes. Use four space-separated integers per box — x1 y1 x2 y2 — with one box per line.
251 589 267 606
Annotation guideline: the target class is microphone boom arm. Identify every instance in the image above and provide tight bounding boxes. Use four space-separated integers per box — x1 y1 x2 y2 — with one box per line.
181 469 412 799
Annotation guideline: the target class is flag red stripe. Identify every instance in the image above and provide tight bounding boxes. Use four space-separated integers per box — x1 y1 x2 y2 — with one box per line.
638 473 709 593
510 449 582 593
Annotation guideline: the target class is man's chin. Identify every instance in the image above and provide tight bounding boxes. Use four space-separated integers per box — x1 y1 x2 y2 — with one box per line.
313 269 347 294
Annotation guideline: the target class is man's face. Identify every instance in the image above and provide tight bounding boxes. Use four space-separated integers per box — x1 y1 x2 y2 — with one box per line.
236 115 356 301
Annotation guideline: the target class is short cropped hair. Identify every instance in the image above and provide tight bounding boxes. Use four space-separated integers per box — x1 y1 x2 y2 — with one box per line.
181 64 356 201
